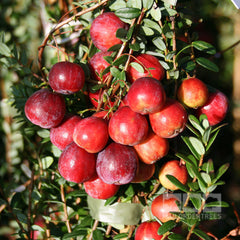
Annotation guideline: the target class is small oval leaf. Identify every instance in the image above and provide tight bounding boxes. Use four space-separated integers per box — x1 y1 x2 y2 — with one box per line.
158 220 177 235
189 137 205 155
166 175 189 192
192 41 216 54
130 62 145 73
115 7 141 19
153 37 166 51
196 57 219 72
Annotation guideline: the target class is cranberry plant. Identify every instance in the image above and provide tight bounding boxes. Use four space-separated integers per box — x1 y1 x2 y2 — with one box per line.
0 0 235 239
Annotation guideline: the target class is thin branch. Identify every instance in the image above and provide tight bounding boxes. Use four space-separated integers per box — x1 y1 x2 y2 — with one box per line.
27 168 35 236
87 219 99 240
38 0 110 78
60 184 72 236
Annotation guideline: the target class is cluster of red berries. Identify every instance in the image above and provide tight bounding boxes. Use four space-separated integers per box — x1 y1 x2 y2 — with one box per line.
24 12 228 204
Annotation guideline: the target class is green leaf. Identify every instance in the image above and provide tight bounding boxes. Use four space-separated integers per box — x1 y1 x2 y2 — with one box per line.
168 233 185 240
110 67 121 78
16 212 28 224
189 137 205 155
188 182 199 191
126 0 142 9
201 172 211 185
199 113 208 123
90 84 106 92
92 229 104 240
158 220 177 235
204 201 229 208
192 41 216 54
174 208 199 227
175 153 197 167
103 55 114 64
196 57 219 72
190 167 207 189
181 136 200 160
31 224 45 232
202 159 214 173
62 230 88 239
166 51 176 61
115 7 141 19
140 26 155 36
150 5 162 21
183 60 196 72
188 115 204 136
104 195 118 206
37 129 50 138
101 65 111 76
213 163 229 183
66 190 87 199
129 42 140 51
189 193 202 210
109 0 127 10
143 19 162 33
206 129 219 152
153 37 166 51
186 163 197 179
116 28 128 40
126 25 135 40
186 124 201 138
130 62 145 73
0 42 11 57
113 233 129 239
142 0 154 9
202 127 211 145
113 55 128 66
159 60 170 70
107 44 122 52
202 119 210 130
166 175 189 192
41 156 54 170
192 228 212 240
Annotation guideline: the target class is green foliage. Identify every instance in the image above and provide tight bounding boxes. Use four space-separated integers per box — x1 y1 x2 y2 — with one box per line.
0 0 235 239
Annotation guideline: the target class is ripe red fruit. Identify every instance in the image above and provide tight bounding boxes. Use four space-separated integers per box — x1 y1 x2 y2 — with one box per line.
159 160 188 190
89 51 112 82
127 77 166 115
90 12 127 51
177 77 208 108
24 89 66 129
73 116 109 153
108 106 149 146
151 193 180 223
196 91 228 126
135 221 163 240
134 131 169 164
127 54 165 83
84 176 119 199
50 115 82 150
58 142 96 183
30 217 46 240
132 161 155 183
149 98 188 138
96 142 138 185
48 61 85 94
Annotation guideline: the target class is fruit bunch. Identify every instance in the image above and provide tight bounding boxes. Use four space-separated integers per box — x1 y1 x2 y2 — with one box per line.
18 3 231 239
24 11 228 201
